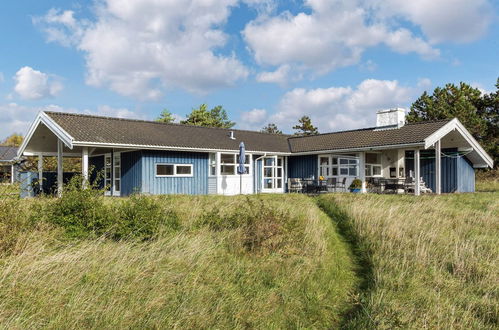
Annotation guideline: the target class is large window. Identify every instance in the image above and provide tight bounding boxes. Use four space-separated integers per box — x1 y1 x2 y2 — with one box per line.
365 153 382 177
319 155 357 177
220 153 250 175
156 164 193 177
209 153 216 176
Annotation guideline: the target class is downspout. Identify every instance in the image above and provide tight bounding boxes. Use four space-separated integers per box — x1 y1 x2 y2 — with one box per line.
254 153 267 194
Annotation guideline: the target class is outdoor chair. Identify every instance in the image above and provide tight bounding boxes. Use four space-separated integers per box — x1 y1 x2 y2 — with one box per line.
326 177 337 192
336 177 347 192
288 178 303 193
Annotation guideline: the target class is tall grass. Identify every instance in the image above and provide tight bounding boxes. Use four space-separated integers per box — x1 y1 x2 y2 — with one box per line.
317 192 499 329
0 193 357 328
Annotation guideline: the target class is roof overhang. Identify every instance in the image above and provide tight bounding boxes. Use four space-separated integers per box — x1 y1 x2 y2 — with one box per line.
424 118 493 168
18 111 74 158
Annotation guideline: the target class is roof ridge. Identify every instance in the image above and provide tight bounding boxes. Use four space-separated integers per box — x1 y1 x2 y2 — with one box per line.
287 119 453 140
44 111 292 137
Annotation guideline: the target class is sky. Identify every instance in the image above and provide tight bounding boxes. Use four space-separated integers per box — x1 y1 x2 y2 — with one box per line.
0 0 498 140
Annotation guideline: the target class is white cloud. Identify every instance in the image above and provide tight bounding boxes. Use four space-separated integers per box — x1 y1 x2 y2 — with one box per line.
367 0 493 43
256 65 301 86
0 103 140 140
13 66 63 100
35 0 249 100
268 78 426 132
239 108 267 129
244 0 440 78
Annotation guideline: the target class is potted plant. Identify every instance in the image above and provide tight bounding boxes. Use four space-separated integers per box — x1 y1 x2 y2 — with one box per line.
349 179 363 193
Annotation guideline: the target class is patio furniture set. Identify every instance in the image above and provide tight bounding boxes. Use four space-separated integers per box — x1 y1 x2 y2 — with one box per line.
287 176 433 194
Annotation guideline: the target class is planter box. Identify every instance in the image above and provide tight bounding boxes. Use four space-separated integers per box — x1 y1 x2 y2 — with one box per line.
350 188 361 193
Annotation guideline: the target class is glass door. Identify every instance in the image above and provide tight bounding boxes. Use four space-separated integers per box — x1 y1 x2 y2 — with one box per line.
113 152 121 196
262 156 284 192
104 153 112 196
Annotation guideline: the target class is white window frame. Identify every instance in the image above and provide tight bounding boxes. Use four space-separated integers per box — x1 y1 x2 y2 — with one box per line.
219 153 251 176
317 154 359 178
113 152 121 197
262 156 284 192
365 152 383 177
104 153 112 196
155 163 194 177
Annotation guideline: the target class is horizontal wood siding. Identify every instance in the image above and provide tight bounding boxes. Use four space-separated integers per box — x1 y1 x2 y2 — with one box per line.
457 156 475 192
288 155 317 179
141 150 208 195
121 151 142 196
208 177 217 194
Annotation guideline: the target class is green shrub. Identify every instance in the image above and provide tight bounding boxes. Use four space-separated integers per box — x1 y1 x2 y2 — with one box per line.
113 194 180 240
199 197 298 254
46 176 111 239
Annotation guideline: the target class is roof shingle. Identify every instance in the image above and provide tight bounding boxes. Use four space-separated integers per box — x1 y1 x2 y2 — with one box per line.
0 146 18 162
44 112 451 154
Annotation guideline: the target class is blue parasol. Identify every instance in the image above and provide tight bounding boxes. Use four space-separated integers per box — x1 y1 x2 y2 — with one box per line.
238 142 246 194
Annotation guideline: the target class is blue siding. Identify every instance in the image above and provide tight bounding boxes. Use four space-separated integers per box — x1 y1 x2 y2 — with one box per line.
457 156 475 192
404 149 474 193
141 150 208 195
121 151 142 196
288 155 317 179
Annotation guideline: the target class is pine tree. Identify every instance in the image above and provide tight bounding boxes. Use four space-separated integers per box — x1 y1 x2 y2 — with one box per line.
292 116 319 136
260 123 283 134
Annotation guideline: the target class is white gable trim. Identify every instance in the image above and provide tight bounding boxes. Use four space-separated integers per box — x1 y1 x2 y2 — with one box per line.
17 111 74 158
425 118 493 168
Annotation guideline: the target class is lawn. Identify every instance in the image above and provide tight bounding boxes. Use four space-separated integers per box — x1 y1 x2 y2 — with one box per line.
0 193 357 329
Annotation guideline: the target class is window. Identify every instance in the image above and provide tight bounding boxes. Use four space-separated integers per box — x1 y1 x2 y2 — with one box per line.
365 152 382 177
156 164 193 177
318 155 358 177
220 153 250 175
209 153 216 176
339 158 358 177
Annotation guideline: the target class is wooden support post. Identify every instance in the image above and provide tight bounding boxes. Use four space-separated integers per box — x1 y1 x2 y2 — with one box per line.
38 154 43 192
57 139 63 197
435 140 441 195
82 147 89 189
358 151 367 193
11 164 15 184
414 149 421 196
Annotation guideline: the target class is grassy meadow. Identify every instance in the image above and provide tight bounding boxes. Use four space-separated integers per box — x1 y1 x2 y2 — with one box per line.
317 191 498 329
0 192 357 329
0 177 497 329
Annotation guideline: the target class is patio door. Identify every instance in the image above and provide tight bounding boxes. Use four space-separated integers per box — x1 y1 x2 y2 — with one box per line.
104 152 121 196
262 156 284 193
113 152 121 197
104 154 112 196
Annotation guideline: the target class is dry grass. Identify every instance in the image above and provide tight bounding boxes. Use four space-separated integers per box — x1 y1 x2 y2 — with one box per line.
0 194 357 329
317 192 499 329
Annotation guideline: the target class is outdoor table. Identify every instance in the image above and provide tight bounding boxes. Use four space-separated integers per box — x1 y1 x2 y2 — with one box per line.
301 179 328 193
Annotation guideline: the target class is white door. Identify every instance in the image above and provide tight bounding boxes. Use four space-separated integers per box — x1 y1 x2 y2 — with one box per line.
262 156 284 193
113 152 121 196
104 153 112 196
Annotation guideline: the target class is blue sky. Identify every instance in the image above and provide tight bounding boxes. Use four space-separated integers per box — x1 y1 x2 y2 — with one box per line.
0 0 498 139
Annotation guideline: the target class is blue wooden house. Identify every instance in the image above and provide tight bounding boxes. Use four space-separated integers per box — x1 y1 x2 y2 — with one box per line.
18 109 493 196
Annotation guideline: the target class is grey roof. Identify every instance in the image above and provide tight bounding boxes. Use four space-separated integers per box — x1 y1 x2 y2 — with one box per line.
287 120 451 153
45 111 451 154
45 112 291 153
0 146 18 162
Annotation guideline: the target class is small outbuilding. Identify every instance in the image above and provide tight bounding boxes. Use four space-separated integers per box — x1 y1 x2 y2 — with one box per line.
0 146 18 184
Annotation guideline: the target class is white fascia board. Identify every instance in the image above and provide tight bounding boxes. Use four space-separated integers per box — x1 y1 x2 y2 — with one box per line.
424 118 493 168
22 151 82 157
290 142 424 156
17 111 74 157
72 141 291 155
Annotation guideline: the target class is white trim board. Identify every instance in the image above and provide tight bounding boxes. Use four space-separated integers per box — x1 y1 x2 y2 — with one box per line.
18 111 74 158
425 118 493 168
